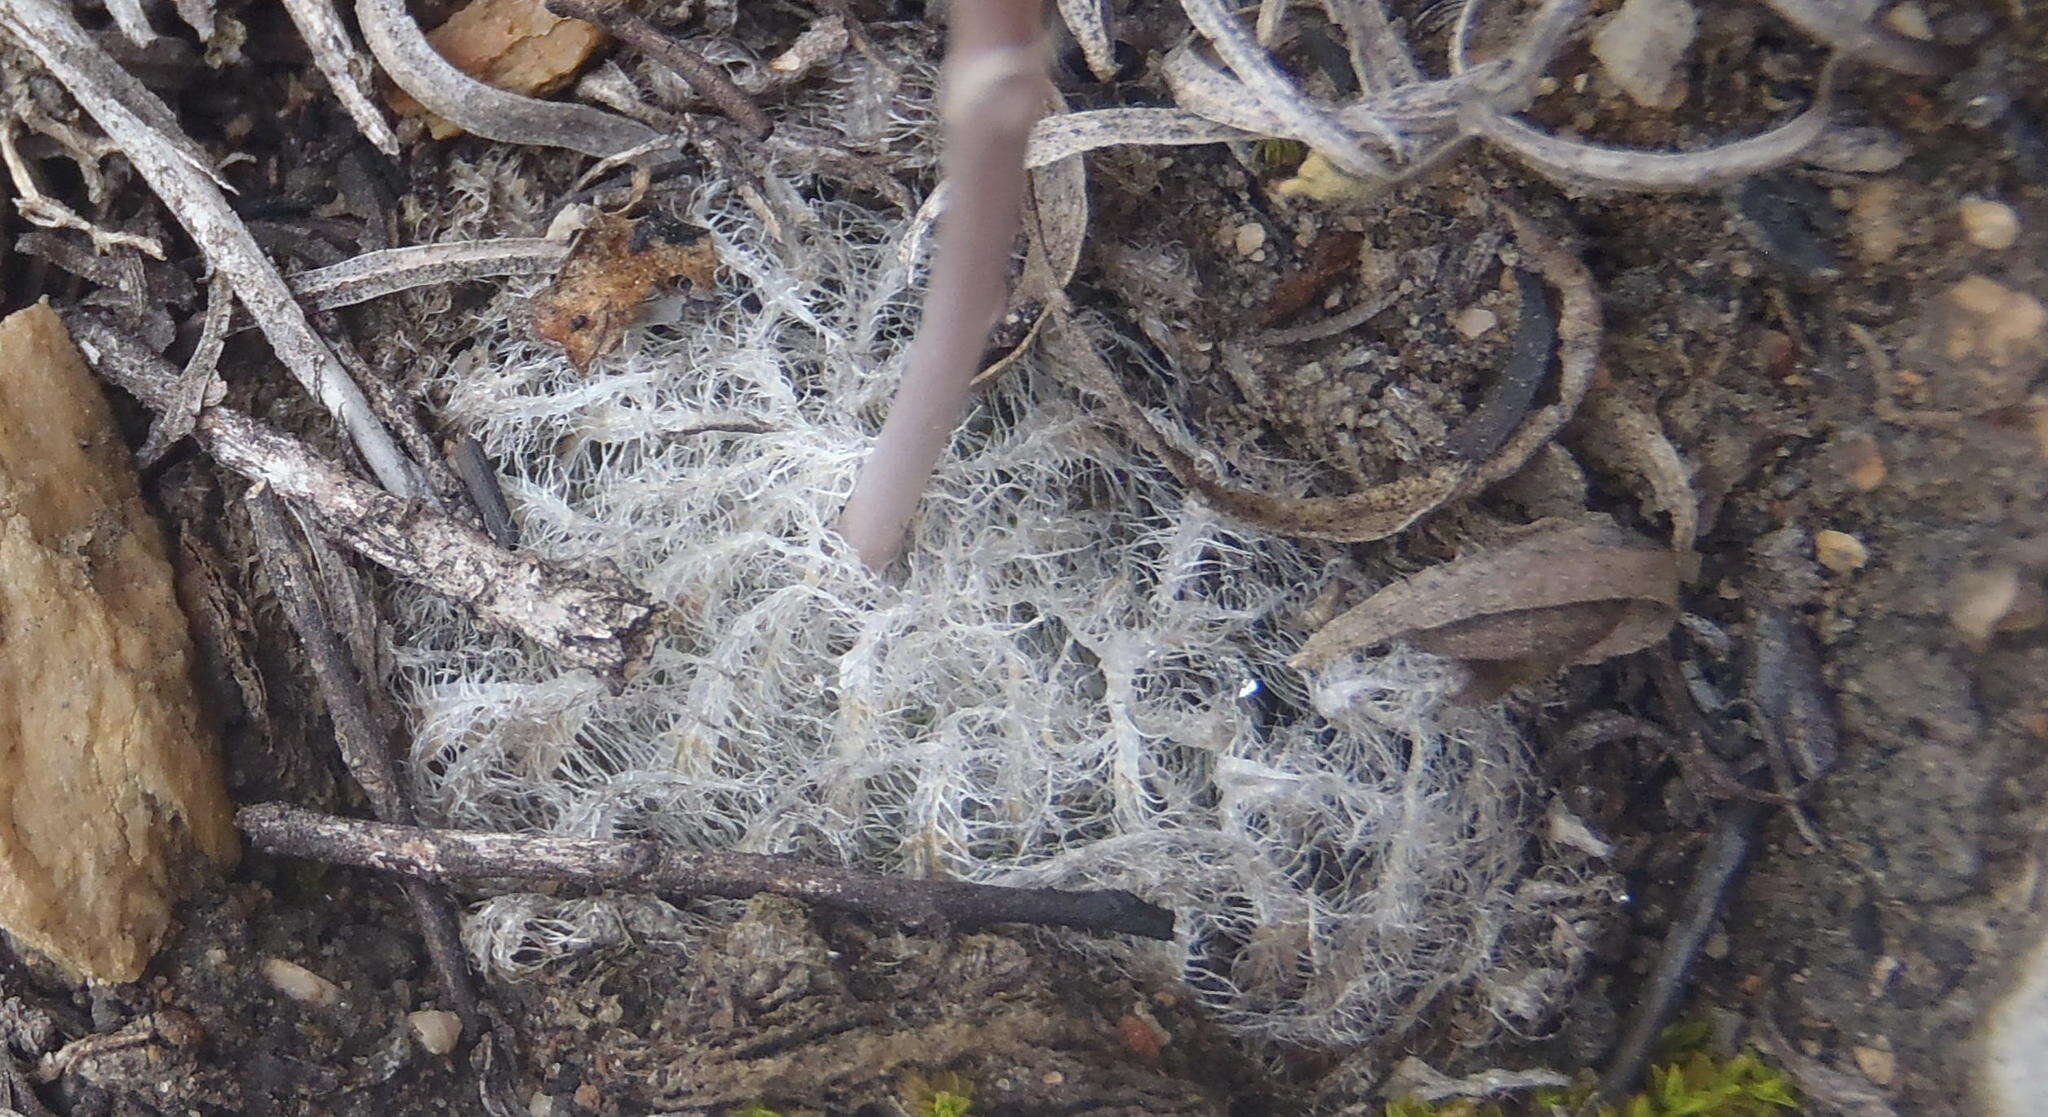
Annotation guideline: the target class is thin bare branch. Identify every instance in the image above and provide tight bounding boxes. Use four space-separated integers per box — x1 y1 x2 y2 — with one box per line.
137 272 232 467
0 0 425 495
1027 106 1251 168
68 315 660 686
1178 0 1400 172
280 0 402 155
238 802 1178 940
545 0 773 138
287 239 571 311
837 0 1050 569
355 0 661 158
247 489 484 1033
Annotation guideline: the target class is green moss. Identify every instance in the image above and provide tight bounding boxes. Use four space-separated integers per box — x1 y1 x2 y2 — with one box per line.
1388 1023 1801 1116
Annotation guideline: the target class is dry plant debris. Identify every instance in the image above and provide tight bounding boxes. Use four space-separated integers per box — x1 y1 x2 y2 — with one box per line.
385 0 607 139
531 210 721 370
67 316 661 685
0 303 237 983
1290 515 1681 697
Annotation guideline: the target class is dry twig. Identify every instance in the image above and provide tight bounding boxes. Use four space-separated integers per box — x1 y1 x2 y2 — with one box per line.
288 239 571 311
545 0 773 138
238 802 1178 939
0 0 424 495
280 0 402 154
247 489 483 1034
68 315 660 685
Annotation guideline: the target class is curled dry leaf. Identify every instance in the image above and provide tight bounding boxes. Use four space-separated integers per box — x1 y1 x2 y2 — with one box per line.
1290 516 1680 681
384 0 607 140
532 211 720 370
1046 204 1600 543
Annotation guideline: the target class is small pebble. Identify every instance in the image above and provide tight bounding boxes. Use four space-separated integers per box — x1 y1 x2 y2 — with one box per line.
1703 930 1731 960
1951 567 2033 643
1946 276 2048 364
1234 222 1267 257
1804 125 1909 174
1042 1071 1066 1086
1814 530 1869 573
1959 197 2020 250
1453 306 1499 339
1883 2 1932 40
1835 432 1887 491
261 958 341 1007
408 1009 462 1056
1853 1042 1898 1087
574 1082 601 1110
1590 0 1698 109
1848 181 1910 263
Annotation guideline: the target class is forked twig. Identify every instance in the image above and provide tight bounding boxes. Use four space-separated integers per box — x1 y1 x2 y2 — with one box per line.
238 802 1178 939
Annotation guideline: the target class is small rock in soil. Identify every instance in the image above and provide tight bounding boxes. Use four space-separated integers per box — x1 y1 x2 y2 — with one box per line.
261 958 342 1006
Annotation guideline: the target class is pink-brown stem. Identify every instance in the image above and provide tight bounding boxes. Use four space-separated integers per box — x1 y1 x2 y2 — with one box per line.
837 0 1048 570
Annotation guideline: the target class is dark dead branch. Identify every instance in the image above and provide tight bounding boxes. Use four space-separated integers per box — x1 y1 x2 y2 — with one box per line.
238 803 1178 940
247 489 483 1034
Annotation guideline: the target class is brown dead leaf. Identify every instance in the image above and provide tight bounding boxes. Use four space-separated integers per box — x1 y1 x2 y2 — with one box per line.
532 211 720 370
1290 516 1679 683
386 0 606 139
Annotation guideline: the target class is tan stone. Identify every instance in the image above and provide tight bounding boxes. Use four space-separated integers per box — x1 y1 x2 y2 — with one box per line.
0 302 237 982
1814 529 1870 573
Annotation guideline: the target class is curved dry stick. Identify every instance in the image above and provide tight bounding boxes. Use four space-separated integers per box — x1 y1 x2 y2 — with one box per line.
545 0 773 138
837 0 1049 570
0 0 422 496
1056 0 1119 80
1026 106 1252 168
1044 206 1599 543
1753 0 1958 76
1178 0 1400 173
281 0 402 155
1462 60 1836 192
355 0 660 158
288 238 571 310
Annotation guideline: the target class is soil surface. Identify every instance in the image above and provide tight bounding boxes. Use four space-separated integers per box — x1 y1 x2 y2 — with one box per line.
2 0 2045 1114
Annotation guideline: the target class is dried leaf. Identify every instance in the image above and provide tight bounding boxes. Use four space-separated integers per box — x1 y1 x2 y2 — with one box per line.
385 0 608 140
1571 386 1699 559
1290 516 1679 672
532 211 719 370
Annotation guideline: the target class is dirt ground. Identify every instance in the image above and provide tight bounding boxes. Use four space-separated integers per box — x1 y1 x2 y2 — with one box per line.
2 0 2046 1114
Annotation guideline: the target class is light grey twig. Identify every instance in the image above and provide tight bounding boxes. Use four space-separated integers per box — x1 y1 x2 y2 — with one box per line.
138 272 232 466
280 0 402 155
1752 0 1957 76
355 0 661 158
0 0 424 496
287 239 570 311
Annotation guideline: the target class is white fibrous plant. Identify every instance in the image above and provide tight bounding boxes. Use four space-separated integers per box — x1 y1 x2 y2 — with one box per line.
386 41 1610 1050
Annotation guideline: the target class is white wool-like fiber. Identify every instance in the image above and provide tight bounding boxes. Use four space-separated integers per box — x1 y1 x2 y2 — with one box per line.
387 49 1606 1049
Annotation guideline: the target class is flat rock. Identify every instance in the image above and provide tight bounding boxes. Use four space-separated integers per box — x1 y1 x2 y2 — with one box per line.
0 302 237 982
